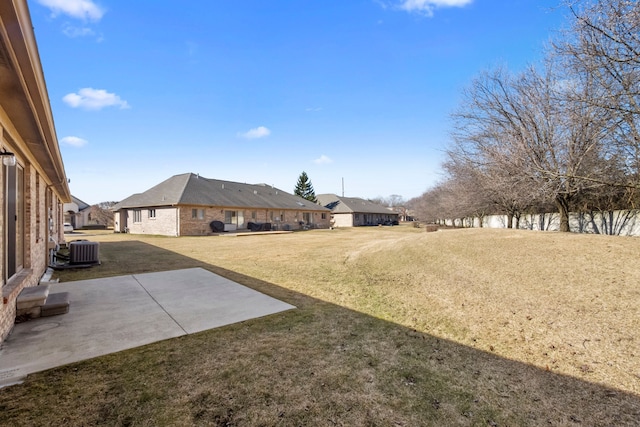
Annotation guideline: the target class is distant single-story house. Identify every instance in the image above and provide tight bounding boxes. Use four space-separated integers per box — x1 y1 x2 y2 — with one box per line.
64 196 91 229
0 0 71 342
112 173 332 236
316 194 399 227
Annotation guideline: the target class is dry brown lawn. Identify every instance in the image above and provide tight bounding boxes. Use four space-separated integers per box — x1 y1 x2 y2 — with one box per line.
1 226 639 426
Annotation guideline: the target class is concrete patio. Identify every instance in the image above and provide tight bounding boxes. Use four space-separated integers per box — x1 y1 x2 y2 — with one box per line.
0 267 295 387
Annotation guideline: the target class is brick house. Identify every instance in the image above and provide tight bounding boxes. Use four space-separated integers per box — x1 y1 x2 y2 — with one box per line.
0 1 71 342
112 173 331 236
316 194 399 227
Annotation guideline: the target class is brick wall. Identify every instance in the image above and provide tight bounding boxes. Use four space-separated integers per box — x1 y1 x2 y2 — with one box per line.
125 207 179 236
0 164 58 343
332 213 354 227
179 206 332 235
119 205 331 236
29 166 48 279
179 206 222 236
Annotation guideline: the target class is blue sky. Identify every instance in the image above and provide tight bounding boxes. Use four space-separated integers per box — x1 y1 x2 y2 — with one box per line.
29 0 566 205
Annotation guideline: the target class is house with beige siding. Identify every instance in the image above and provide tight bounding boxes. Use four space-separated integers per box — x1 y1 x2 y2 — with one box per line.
63 196 91 230
112 173 331 236
317 194 399 227
0 1 71 342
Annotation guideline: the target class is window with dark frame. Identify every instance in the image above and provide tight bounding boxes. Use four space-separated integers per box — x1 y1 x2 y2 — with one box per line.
5 163 25 280
192 208 204 219
224 210 237 224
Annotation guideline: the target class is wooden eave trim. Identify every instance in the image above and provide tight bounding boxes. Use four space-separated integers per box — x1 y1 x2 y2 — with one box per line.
1 0 70 201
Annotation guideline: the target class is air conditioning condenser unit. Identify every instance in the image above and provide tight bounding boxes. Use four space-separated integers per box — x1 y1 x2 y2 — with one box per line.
69 240 100 265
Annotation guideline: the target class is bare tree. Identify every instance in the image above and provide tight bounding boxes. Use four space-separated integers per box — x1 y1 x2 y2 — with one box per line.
369 195 406 207
445 123 549 229
555 0 640 192
440 156 497 227
451 62 612 232
89 204 115 227
419 1 639 230
408 182 452 224
386 194 405 208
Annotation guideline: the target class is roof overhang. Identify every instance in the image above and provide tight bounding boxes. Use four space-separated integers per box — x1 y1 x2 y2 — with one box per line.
0 0 70 202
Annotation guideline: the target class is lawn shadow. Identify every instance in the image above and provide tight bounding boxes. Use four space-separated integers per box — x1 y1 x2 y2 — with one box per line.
1 239 639 426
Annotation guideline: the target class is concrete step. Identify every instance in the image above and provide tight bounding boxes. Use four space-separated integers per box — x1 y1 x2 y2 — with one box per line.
16 285 50 310
16 286 70 320
41 292 70 317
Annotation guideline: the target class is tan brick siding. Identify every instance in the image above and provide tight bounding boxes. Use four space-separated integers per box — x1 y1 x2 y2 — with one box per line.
1 162 62 343
125 207 179 236
179 206 331 235
331 213 355 227
118 205 331 236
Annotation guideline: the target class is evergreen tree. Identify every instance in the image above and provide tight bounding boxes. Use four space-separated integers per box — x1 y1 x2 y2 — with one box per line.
294 171 316 202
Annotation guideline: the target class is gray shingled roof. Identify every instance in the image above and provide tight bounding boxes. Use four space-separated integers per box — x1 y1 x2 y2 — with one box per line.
113 173 329 212
316 194 397 215
71 195 91 211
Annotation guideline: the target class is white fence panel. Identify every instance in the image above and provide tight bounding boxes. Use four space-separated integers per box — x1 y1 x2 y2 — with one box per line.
446 210 640 236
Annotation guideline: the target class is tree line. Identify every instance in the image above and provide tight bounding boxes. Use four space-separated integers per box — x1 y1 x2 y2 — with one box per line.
408 0 639 232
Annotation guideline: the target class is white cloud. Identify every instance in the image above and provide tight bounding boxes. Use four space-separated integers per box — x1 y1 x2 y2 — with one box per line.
395 0 473 16
314 155 333 165
63 88 130 110
60 136 88 147
238 126 271 139
37 0 105 21
62 23 95 38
